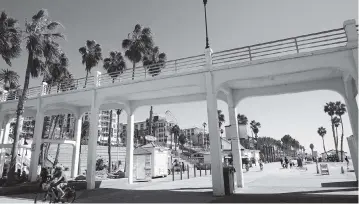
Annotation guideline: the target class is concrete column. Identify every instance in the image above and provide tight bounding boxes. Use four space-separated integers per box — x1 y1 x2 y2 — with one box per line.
347 135 358 180
29 109 44 182
0 116 9 177
125 110 134 184
87 91 99 189
71 117 82 178
343 77 358 180
343 19 358 47
227 92 244 188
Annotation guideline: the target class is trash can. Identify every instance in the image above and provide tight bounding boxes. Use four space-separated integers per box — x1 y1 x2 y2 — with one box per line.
223 166 236 195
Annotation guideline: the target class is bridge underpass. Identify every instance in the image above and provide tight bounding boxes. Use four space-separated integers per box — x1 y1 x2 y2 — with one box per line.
0 19 357 196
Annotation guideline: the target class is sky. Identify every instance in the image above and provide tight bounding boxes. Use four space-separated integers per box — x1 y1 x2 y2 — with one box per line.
1 0 358 154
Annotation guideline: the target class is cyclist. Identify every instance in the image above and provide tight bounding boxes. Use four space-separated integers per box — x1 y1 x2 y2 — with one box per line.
50 166 67 199
259 159 264 170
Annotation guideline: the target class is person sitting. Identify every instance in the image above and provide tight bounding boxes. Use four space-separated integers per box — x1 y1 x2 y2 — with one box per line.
50 166 67 200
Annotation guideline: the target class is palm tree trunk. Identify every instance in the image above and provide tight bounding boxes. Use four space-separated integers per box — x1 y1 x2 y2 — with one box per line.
339 116 344 162
330 116 339 162
54 116 65 167
84 71 89 87
7 52 33 184
108 110 113 172
335 127 339 161
322 137 328 158
132 63 136 80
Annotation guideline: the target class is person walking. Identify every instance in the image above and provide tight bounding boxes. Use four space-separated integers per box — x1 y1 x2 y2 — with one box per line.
345 156 349 169
284 157 289 168
280 158 283 167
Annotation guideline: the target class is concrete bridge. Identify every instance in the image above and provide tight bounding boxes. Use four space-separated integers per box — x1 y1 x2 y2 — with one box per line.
0 19 357 196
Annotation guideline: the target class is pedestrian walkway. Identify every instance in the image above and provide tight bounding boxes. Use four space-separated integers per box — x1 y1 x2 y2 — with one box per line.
0 161 357 203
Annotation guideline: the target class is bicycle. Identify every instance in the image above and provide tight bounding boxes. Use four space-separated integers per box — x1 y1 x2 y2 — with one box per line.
34 181 76 203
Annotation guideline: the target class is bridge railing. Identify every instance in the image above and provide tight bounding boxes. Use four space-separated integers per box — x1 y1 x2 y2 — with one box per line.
212 27 348 66
98 54 205 86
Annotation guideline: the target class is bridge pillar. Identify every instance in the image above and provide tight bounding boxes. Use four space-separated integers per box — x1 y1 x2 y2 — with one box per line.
29 109 44 182
226 90 244 188
0 117 10 177
205 47 225 196
87 91 99 189
343 77 358 180
71 117 82 178
125 109 134 184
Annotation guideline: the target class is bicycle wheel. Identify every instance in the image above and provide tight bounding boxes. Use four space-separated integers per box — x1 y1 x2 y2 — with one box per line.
34 192 52 204
63 187 76 203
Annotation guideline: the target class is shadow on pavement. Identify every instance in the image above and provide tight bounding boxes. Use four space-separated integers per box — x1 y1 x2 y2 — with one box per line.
321 181 358 187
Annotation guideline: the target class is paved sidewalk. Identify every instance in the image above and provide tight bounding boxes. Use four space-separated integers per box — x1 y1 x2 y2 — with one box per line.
0 161 357 203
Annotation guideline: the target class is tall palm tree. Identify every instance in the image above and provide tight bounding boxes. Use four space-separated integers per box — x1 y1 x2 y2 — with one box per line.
116 109 122 145
122 24 154 80
335 101 346 162
103 51 126 83
281 134 292 156
8 9 66 183
142 46 166 77
324 102 339 161
237 113 248 125
309 143 314 157
317 126 328 158
171 125 180 151
103 51 126 171
0 69 19 91
332 116 340 161
79 40 102 87
0 11 22 66
217 110 225 130
202 122 207 148
250 120 261 149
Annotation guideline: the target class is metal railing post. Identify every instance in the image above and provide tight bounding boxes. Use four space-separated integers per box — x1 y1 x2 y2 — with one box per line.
205 165 207 175
172 167 174 181
180 167 183 180
194 164 196 177
294 38 299 53
248 46 252 61
187 164 189 179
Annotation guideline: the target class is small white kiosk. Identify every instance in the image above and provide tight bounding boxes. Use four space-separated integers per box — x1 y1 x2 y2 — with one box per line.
133 147 152 182
140 141 169 178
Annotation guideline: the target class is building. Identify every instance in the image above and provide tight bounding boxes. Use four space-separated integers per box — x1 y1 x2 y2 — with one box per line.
321 149 348 161
182 126 208 147
121 115 175 145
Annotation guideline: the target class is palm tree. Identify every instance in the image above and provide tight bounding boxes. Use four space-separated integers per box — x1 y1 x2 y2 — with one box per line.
116 109 122 145
178 134 187 153
142 46 166 77
309 143 314 157
43 53 72 92
317 126 328 158
102 51 126 171
332 116 340 161
79 40 103 87
8 9 66 183
237 113 248 125
250 120 261 149
335 101 346 162
281 134 292 156
103 51 126 83
171 125 180 152
202 122 207 148
217 110 225 129
324 102 339 161
0 69 19 91
122 24 154 80
0 11 22 66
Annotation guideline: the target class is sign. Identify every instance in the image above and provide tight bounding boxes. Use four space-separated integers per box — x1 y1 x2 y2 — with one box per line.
31 143 36 151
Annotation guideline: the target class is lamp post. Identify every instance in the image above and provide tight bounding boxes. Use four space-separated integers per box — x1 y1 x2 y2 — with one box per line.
203 0 210 48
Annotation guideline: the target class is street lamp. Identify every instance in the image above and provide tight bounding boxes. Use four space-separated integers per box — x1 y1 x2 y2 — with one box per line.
203 0 210 49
